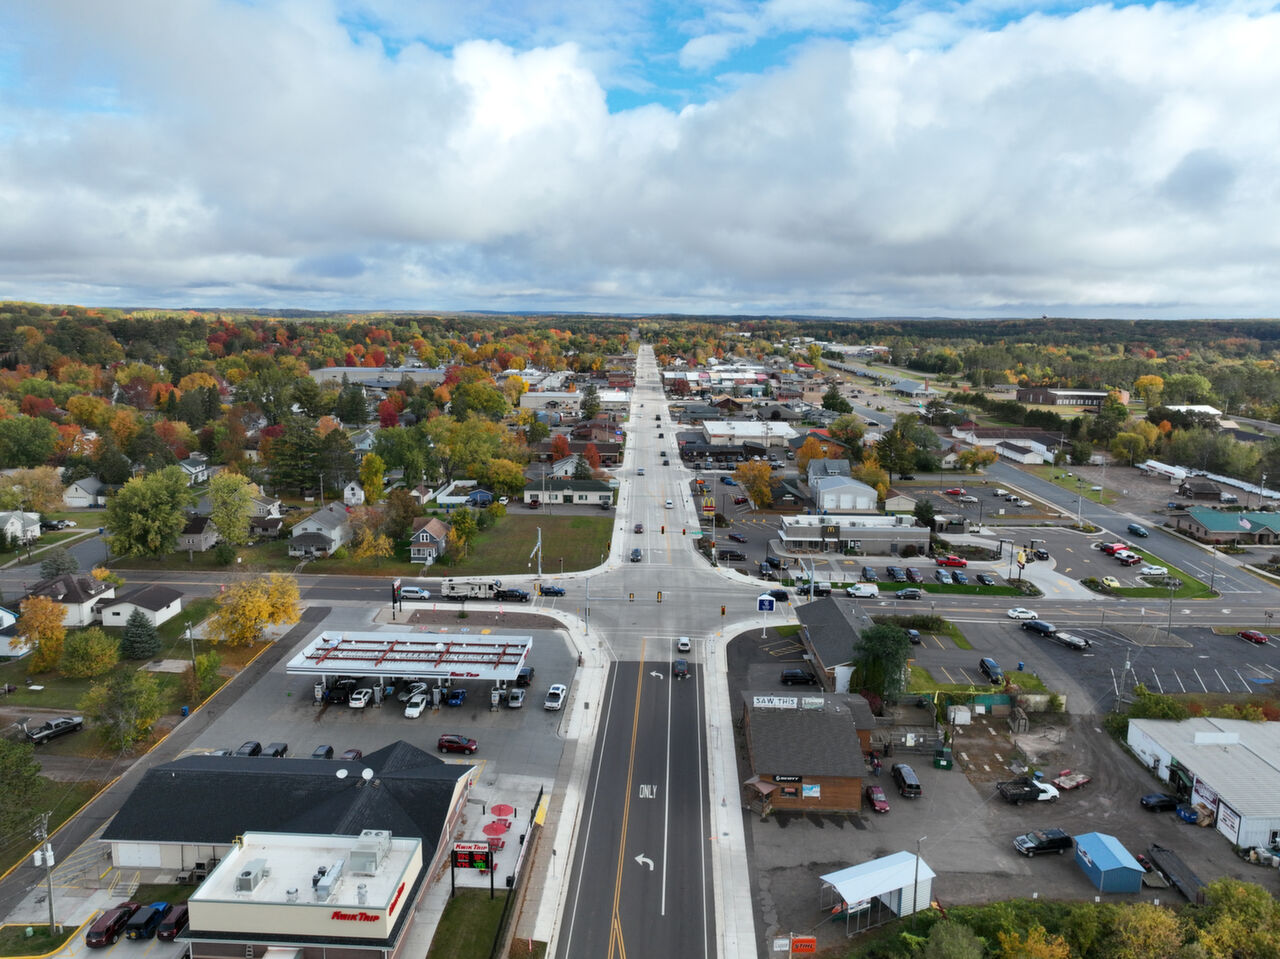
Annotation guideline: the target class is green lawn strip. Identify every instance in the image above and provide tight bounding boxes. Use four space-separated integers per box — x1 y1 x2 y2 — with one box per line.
1024 464 1118 506
1101 548 1213 598
0 924 78 956
917 582 1024 596
0 779 101 884
907 665 1048 694
773 624 801 638
425 514 613 577
426 888 509 959
875 614 973 649
131 883 191 906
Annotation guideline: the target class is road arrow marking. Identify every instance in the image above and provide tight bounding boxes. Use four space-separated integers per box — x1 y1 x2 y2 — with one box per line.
650 671 664 679
634 853 654 870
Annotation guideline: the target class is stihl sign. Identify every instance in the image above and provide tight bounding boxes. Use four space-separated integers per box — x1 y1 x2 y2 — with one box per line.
331 910 381 922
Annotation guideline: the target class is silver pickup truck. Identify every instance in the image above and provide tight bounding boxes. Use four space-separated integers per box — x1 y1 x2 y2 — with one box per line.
26 715 84 745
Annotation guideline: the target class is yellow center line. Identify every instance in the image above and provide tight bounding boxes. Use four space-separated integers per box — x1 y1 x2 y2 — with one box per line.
607 640 647 959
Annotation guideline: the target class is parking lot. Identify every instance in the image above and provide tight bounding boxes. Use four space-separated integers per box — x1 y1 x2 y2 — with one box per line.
726 627 1269 953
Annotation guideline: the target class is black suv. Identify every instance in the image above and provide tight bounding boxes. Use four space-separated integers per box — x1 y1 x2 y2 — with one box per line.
497 587 530 602
1022 620 1057 637
780 668 818 686
718 549 746 561
886 566 907 582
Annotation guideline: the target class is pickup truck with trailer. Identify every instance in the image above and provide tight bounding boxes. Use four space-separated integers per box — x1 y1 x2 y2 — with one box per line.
997 778 1060 805
26 715 84 745
439 578 503 600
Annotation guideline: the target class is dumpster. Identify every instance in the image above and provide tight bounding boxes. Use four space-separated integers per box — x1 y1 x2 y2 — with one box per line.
933 746 953 769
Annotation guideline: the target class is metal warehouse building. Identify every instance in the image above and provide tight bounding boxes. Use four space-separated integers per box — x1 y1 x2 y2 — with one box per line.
1073 833 1144 893
1127 718 1280 849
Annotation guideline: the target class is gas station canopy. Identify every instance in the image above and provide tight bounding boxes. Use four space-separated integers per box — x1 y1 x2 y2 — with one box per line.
286 630 533 684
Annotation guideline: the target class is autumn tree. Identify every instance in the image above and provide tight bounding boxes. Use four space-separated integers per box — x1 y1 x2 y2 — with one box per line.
550 433 571 460
852 452 890 500
0 466 65 513
828 415 866 456
104 465 194 557
208 470 256 546
60 627 120 678
381 488 419 542
351 527 394 566
80 670 165 754
184 650 224 700
1134 374 1164 407
795 436 826 473
484 457 528 498
0 415 58 469
922 920 984 959
17 595 66 673
121 608 162 659
359 453 386 504
207 573 301 646
955 447 998 472
1109 902 1186 959
995 924 1070 959
734 460 774 507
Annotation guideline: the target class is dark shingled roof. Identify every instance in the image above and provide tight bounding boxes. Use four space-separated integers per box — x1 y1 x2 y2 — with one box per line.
795 597 873 672
743 692 870 777
105 584 183 612
101 741 469 847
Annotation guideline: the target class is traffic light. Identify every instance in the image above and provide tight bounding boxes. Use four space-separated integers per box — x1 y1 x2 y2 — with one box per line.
682 528 686 535
657 591 663 603
721 605 726 617
661 525 665 534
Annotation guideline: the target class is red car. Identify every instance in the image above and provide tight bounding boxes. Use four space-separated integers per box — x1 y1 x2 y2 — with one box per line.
733 496 748 505
1237 630 1269 645
935 555 968 568
1100 542 1128 555
944 487 966 496
865 784 890 813
438 734 478 755
85 902 141 948
156 904 189 942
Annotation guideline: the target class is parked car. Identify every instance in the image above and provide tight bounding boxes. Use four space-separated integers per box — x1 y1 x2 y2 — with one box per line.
516 666 535 686
780 668 818 686
891 763 923 798
935 554 968 567
1033 548 1050 561
944 487 966 496
860 566 878 582
1101 576 1121 588
507 688 526 708
1022 620 1057 636
156 904 189 942
1237 629 1269 645
348 687 373 708
1140 792 1180 811
1139 565 1168 576
1117 554 1143 567
539 584 565 597
847 583 879 598
886 566 907 582
905 567 923 583
1006 607 1038 620
951 571 968 584
865 784 890 813
235 740 263 757
446 687 467 706
934 569 953 584
125 903 172 940
976 573 995 586
979 657 1004 683
544 683 568 710
718 549 746 561
732 495 748 505
85 902 141 947
264 742 289 757
398 681 429 702
340 748 363 761
26 715 84 745
311 745 334 759
404 693 429 718
958 495 978 503
1013 828 1073 857
437 734 478 755
905 629 921 644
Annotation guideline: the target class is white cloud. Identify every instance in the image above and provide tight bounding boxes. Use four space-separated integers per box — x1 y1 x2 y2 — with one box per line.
1 1 1279 316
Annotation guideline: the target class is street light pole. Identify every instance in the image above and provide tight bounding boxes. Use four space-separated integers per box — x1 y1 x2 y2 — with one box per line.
913 836 926 913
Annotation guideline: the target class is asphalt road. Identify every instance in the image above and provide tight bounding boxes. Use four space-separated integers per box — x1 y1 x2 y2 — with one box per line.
557 657 713 959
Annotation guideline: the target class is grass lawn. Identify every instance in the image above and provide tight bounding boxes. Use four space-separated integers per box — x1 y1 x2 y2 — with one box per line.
0 924 78 956
1026 464 1119 506
0 778 101 883
1097 548 1214 599
426 514 613 577
111 540 297 573
908 665 1049 695
426 888 509 959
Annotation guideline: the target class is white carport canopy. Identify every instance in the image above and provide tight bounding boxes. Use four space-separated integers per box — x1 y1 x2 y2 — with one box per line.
819 852 935 936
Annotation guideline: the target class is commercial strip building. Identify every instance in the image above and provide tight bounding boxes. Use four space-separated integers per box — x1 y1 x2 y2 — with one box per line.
776 514 929 556
1127 718 1280 849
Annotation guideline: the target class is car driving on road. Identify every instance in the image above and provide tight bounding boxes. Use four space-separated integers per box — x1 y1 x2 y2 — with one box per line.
1006 607 1038 620
437 734 478 755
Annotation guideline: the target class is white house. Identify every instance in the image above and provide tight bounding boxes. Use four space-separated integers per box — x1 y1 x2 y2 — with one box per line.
0 605 25 659
343 482 366 506
288 503 352 557
178 452 210 486
0 511 41 544
351 427 378 453
25 574 116 627
101 585 183 628
63 476 108 508
408 517 451 565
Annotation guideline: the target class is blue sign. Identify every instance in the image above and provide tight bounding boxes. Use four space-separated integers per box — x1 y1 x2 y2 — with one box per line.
757 595 776 613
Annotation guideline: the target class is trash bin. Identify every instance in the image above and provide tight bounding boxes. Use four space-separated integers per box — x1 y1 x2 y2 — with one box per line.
933 746 953 770
181 706 189 718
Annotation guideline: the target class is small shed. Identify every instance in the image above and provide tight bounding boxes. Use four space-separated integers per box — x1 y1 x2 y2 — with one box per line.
1074 832 1144 893
819 851 935 936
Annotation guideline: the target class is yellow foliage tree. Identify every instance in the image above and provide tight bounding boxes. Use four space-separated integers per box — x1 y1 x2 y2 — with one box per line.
207 573 301 647
995 925 1070 959
18 595 66 673
795 436 827 473
733 460 774 508
1110 903 1186 959
351 527 394 566
177 371 220 392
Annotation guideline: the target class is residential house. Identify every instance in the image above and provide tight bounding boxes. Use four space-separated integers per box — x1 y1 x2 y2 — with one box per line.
63 476 108 509
351 427 378 453
248 515 283 539
0 511 41 545
754 403 803 423
408 517 451 565
178 452 211 486
407 484 437 508
521 478 613 507
250 493 283 518
24 573 116 627
177 516 220 553
806 458 852 484
343 482 366 506
0 605 23 659
288 503 352 558
101 585 184 628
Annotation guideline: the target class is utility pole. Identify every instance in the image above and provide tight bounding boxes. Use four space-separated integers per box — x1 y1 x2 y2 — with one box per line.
33 812 58 933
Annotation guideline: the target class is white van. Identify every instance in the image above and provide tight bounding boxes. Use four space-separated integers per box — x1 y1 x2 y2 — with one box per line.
846 583 880 598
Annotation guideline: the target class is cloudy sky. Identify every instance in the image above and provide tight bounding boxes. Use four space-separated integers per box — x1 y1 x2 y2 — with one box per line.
2 0 1278 318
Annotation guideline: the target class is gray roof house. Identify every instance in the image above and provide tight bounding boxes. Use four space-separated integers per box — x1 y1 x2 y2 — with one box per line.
178 452 211 486
289 503 352 557
177 516 220 553
409 517 451 565
806 458 852 484
0 511 41 544
794 597 877 686
101 585 184 629
25 573 116 628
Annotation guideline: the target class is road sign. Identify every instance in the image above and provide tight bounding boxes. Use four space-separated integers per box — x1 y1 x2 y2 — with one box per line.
757 595 776 613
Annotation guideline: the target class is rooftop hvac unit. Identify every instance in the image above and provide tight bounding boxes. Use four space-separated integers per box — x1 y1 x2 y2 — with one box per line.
350 830 392 875
235 859 268 893
314 858 345 901
286 888 299 903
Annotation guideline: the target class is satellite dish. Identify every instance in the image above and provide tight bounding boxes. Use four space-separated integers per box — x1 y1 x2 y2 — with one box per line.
336 768 349 779
361 768 374 781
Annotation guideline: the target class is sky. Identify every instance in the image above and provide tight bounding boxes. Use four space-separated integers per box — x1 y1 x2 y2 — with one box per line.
1 0 1279 319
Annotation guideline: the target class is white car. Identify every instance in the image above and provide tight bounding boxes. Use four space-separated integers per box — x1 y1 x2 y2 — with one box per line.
399 585 430 600
507 688 526 708
1140 565 1169 576
499 496 509 505
1006 607 1039 620
348 687 373 708
544 683 567 711
665 499 674 509
958 495 978 503
403 692 428 718
677 636 691 652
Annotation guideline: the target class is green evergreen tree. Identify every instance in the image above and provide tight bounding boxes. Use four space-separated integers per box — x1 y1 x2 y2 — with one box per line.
120 608 162 659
